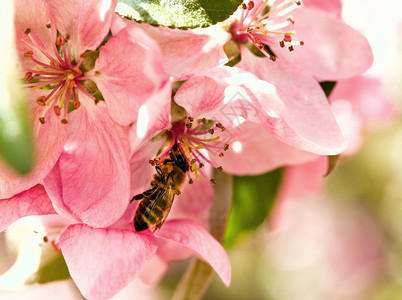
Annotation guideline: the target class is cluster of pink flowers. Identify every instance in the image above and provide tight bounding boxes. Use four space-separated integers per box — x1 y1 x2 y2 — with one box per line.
0 0 377 298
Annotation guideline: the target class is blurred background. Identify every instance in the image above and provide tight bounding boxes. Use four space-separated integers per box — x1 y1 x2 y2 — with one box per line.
1 0 402 299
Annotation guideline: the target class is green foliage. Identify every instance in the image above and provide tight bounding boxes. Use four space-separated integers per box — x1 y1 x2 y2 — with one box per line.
26 254 70 284
0 88 34 174
319 81 337 98
116 0 243 29
224 169 282 246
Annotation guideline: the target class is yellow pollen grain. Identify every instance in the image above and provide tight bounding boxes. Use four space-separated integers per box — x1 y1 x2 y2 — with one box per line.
67 74 75 80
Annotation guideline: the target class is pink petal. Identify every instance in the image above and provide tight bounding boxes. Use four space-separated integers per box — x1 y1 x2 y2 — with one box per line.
302 0 342 18
138 255 169 285
0 185 56 232
90 26 171 126
157 219 231 286
330 75 397 125
0 104 68 199
14 0 56 68
59 224 157 300
239 49 348 155
271 7 373 80
46 0 117 55
169 174 214 228
43 102 131 228
134 22 230 79
212 121 317 175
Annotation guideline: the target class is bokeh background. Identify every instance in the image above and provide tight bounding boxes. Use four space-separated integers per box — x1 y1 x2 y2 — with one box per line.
1 0 402 299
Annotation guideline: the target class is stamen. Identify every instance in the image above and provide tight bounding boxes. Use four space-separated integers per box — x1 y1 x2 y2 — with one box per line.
210 179 216 186
39 117 45 124
223 144 229 151
36 96 46 106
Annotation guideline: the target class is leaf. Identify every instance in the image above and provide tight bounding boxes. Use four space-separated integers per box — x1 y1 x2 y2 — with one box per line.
0 1 34 174
320 81 337 98
224 169 282 247
116 0 243 29
25 254 71 284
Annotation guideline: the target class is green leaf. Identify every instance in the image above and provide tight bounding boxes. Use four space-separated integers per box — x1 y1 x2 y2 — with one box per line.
25 254 71 284
116 0 243 29
224 169 282 247
0 1 34 174
319 81 337 98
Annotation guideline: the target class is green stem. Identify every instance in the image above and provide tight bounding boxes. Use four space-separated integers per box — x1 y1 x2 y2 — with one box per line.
173 170 233 300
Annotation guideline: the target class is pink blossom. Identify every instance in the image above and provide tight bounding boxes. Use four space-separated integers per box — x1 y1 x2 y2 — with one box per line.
2 0 171 228
0 184 230 299
232 0 373 80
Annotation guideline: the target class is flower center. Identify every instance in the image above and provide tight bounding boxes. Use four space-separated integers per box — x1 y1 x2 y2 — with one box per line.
152 117 229 184
232 0 304 60
23 24 95 124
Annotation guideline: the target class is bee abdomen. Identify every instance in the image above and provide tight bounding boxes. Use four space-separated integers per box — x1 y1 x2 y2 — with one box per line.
134 198 165 232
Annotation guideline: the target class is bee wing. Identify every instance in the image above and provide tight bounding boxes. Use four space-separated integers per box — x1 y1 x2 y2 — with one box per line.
150 186 176 232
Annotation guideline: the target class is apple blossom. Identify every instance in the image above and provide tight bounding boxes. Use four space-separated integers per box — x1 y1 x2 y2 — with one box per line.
0 184 230 300
1 0 174 228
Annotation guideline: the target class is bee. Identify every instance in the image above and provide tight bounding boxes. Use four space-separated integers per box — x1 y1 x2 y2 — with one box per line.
130 142 189 232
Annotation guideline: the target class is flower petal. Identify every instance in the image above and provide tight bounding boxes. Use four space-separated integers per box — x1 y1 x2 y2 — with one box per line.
0 184 56 232
46 0 117 55
91 25 170 126
212 121 317 174
43 102 131 227
14 0 56 67
271 7 373 80
59 224 157 300
134 22 230 79
239 50 348 155
157 219 231 286
302 0 342 18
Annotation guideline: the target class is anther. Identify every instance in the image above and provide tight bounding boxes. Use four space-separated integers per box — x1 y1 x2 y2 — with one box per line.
61 118 68 124
287 17 295 24
199 163 204 168
53 106 61 116
248 1 254 10
210 179 216 186
279 41 285 48
242 3 247 9
288 45 294 52
188 116 194 122
73 100 81 110
201 118 207 124
24 51 33 58
217 166 223 171
270 56 277 61
215 123 226 131
36 96 46 106
43 236 49 243
25 72 33 83
295 1 301 5
24 28 31 34
284 34 292 42
300 41 305 45
65 34 70 41
50 60 60 67
189 178 194 184
39 117 46 124
186 123 193 129
223 144 229 151
56 36 66 46
208 128 215 134
46 23 51 28
219 152 224 157
94 99 100 104
94 71 101 76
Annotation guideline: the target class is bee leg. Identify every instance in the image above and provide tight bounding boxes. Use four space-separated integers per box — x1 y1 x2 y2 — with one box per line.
130 186 157 203
130 193 144 202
